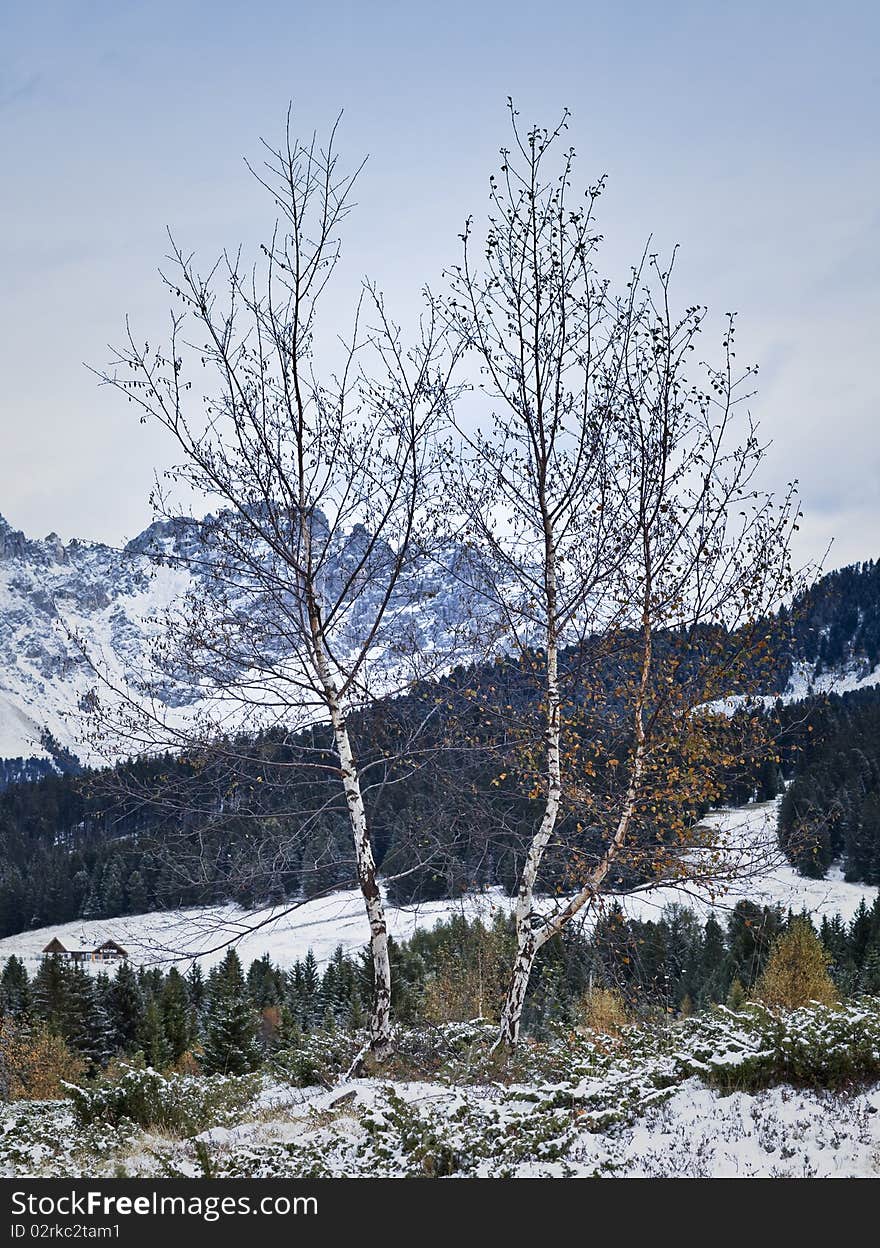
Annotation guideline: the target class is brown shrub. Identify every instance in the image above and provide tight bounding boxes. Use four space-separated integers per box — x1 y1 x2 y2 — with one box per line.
0 1019 85 1100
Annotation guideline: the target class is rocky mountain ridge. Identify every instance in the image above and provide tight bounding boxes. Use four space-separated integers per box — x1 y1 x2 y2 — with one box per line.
0 511 473 771
2 509 879 776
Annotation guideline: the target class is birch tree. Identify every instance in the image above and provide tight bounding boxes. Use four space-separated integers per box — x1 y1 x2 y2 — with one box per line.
441 103 803 1047
90 115 458 1060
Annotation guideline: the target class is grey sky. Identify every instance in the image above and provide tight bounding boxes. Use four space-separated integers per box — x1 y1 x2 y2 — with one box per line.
2 0 878 570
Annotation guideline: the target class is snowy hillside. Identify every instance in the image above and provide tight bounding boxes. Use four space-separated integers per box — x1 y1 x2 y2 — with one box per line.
2 799 874 974
706 657 880 719
627 799 880 924
0 886 507 975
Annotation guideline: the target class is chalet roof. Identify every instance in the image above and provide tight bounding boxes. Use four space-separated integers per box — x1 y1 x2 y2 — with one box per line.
42 937 68 954
95 939 128 955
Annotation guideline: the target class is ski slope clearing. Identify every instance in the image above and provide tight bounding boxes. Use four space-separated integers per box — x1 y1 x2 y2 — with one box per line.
704 658 880 719
1 800 875 974
615 798 878 927
0 887 508 974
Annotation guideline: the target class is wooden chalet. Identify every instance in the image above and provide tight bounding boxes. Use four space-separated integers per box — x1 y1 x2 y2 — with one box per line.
93 939 128 963
40 937 129 964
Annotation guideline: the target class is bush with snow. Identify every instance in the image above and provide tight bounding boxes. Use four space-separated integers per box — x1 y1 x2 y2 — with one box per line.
3 1002 879 1178
66 1064 259 1134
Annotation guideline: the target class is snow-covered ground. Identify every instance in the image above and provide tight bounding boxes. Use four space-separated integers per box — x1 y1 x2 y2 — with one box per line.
615 798 878 927
1 799 875 974
5 1065 879 1178
186 1076 880 1178
574 1079 880 1177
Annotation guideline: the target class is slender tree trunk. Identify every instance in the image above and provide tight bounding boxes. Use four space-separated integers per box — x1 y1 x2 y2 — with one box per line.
328 704 393 1060
497 929 541 1048
496 549 561 1049
500 576 654 1031
307 583 393 1061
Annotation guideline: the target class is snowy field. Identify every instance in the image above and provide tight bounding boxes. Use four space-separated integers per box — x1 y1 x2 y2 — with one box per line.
1 799 875 974
615 798 878 927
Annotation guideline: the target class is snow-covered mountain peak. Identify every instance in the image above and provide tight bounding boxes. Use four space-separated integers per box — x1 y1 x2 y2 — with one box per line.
0 509 478 769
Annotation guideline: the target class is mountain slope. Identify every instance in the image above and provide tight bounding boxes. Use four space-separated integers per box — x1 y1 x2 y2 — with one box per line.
0 513 194 767
0 798 874 975
2 505 879 766
0 511 473 770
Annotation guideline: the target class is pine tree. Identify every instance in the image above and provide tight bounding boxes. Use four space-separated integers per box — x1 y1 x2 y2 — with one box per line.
302 951 320 996
186 963 206 1023
247 954 283 1008
100 860 125 917
347 989 366 1032
138 967 163 998
63 965 96 1055
292 951 321 1030
859 944 880 994
850 899 873 965
159 968 193 1062
32 956 70 1035
754 917 838 1010
274 1003 303 1050
321 948 351 1025
699 916 728 1006
726 977 747 1010
285 964 306 1031
70 871 90 918
0 956 31 1017
80 877 101 920
85 974 116 1070
138 994 169 1069
125 870 148 913
725 901 783 988
108 961 144 1052
201 950 261 1075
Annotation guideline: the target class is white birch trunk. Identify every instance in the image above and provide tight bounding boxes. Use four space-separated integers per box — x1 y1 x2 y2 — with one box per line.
307 585 393 1061
496 551 562 1049
495 558 653 1048
328 703 393 1061
520 587 654 977
497 930 540 1048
